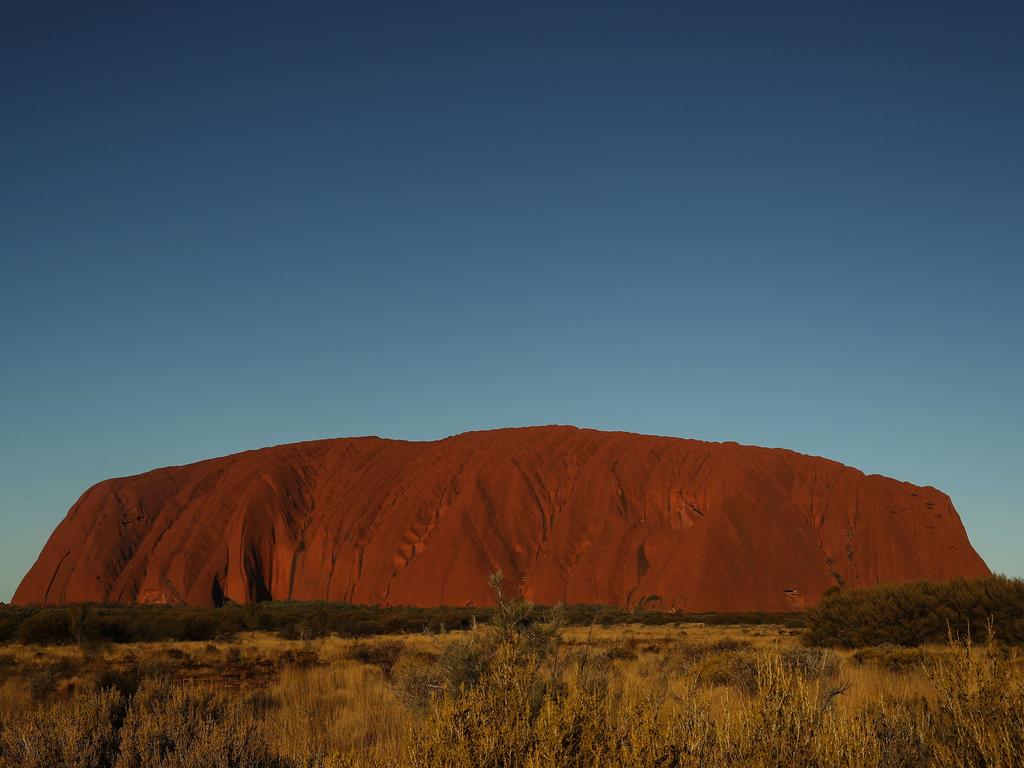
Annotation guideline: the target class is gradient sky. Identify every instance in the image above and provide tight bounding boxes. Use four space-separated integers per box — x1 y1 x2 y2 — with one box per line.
2 2 1022 602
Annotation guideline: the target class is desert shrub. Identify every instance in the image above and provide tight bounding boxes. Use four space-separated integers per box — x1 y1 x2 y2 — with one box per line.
67 604 92 644
393 658 446 711
0 654 14 683
666 637 755 673
708 637 753 653
282 619 328 641
51 654 82 677
23 655 81 701
139 657 181 680
17 609 72 645
162 647 191 663
405 574 727 766
692 650 760 695
181 616 222 642
87 652 182 700
345 640 404 679
852 645 931 673
780 647 840 680
408 641 550 767
242 689 280 718
26 665 62 701
84 615 129 643
805 575 1024 647
0 617 18 644
603 637 639 661
405 576 724 767
736 654 823 766
241 604 264 637
608 676 722 767
830 698 934 767
114 678 279 768
928 626 1024 767
408 640 695 767
92 665 145 699
0 687 124 768
691 650 739 686
81 637 113 662
275 646 320 670
432 635 494 692
396 571 562 712
400 608 540 710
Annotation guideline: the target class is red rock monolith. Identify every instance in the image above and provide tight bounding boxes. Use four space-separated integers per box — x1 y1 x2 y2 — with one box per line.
13 426 989 611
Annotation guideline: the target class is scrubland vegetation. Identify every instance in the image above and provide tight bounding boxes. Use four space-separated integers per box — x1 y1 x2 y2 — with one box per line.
0 600 801 646
804 575 1024 647
1 575 1022 767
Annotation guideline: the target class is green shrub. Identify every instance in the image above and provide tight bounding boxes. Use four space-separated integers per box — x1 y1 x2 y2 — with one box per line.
804 576 1024 647
17 609 72 645
0 617 18 644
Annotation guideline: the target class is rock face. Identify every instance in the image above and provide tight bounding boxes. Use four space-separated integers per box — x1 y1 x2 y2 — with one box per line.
14 426 989 611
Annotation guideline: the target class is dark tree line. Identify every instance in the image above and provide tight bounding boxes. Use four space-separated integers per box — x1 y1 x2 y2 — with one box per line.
0 599 803 646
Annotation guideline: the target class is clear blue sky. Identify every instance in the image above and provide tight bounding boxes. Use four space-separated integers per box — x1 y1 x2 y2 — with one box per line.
2 2 1021 602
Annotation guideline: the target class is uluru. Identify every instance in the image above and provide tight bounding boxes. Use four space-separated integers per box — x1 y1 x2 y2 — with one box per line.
14 426 989 612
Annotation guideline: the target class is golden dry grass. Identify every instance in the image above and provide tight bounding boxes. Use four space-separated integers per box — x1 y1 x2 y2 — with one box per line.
0 613 1021 767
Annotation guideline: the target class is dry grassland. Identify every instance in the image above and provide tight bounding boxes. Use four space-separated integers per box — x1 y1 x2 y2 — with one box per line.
1 605 1022 767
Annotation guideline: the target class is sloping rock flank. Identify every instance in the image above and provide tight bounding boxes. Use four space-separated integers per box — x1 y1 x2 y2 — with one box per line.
14 426 989 611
